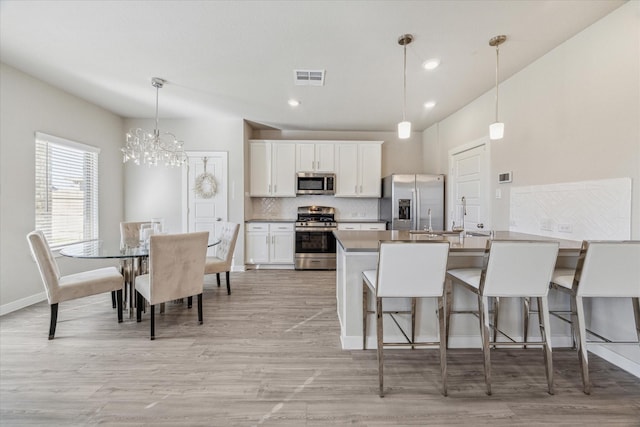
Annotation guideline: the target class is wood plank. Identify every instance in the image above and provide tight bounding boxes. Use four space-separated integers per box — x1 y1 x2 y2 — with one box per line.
1 270 639 424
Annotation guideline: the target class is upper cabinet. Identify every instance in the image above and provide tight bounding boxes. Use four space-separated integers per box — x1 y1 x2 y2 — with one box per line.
335 142 382 197
249 139 382 198
295 142 335 172
249 140 296 197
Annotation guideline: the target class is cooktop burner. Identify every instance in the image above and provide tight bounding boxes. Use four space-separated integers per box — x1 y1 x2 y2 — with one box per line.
296 206 336 228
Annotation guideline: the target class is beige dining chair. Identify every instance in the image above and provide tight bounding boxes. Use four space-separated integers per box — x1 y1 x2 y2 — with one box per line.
362 240 450 397
549 240 640 394
26 230 124 339
446 240 559 395
135 231 209 340
205 222 240 295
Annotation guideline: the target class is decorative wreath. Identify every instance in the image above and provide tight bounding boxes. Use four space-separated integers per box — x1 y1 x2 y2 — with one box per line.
194 172 217 199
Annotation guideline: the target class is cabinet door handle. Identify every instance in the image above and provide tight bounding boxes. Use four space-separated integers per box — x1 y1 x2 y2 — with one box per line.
266 235 269 245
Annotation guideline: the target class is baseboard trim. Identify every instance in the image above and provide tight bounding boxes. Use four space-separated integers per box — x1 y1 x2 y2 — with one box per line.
1 292 46 316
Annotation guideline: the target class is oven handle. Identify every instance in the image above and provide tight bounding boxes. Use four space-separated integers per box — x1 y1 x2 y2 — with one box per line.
295 228 337 232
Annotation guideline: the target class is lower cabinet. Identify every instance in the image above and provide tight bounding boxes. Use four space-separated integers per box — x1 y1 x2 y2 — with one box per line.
245 222 295 265
337 223 386 231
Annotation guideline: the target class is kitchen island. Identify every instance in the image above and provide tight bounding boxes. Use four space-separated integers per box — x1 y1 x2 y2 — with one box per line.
334 230 582 350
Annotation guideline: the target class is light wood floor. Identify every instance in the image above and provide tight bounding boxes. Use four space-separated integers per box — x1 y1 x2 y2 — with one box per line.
1 270 639 425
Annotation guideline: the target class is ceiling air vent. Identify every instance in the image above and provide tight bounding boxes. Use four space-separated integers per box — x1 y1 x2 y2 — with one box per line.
294 69 325 86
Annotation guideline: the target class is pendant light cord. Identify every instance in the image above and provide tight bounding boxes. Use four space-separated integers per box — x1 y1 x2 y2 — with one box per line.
403 42 407 121
495 44 500 122
154 84 160 137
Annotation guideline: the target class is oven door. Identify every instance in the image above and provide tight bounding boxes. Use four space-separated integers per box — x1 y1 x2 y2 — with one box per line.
295 228 337 270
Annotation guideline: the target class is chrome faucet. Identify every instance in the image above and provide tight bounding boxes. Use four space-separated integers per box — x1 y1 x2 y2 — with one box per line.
452 196 466 232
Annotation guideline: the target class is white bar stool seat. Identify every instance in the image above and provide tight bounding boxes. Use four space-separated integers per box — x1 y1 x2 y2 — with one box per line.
447 240 559 396
362 240 450 397
550 240 640 394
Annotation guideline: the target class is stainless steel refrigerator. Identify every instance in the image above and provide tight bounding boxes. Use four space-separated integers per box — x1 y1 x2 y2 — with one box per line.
379 174 445 231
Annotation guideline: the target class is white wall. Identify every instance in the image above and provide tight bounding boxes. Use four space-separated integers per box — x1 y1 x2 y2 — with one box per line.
423 1 640 239
422 1 640 373
123 117 246 270
0 63 125 313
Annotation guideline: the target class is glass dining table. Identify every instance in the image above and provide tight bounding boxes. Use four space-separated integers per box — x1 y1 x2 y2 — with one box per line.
60 236 221 318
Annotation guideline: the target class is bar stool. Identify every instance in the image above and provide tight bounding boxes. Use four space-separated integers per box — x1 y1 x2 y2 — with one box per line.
362 240 450 397
549 240 640 394
446 240 559 395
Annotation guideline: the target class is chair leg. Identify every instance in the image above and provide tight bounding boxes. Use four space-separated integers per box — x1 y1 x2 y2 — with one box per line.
111 291 116 309
538 297 554 395
48 303 58 340
376 297 384 397
187 296 193 308
411 297 416 349
632 297 640 343
136 291 143 322
574 295 591 394
198 293 203 324
216 273 221 287
478 295 492 396
226 271 231 295
569 294 577 349
150 304 155 340
438 295 448 397
117 289 123 323
523 297 530 349
362 280 368 350
492 296 500 346
445 279 453 349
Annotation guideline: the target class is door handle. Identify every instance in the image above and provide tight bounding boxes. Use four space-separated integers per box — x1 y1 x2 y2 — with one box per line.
477 223 484 229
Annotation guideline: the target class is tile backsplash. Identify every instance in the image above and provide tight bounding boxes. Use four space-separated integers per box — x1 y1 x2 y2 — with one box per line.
250 196 379 220
509 177 632 240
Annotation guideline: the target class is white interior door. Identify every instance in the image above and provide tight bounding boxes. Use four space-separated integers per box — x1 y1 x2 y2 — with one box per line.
449 141 489 232
184 152 228 255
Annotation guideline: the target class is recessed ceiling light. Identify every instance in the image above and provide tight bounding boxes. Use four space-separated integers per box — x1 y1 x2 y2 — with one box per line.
288 99 300 107
424 101 436 109
422 58 440 70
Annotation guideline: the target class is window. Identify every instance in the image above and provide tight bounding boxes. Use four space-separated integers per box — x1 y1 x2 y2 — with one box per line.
35 132 99 248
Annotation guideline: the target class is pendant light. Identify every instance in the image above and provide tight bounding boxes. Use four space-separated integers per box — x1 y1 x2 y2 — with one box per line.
397 34 413 139
489 35 507 140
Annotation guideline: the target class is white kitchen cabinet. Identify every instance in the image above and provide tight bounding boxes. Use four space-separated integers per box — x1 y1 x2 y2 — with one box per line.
335 142 382 197
245 222 295 265
249 141 296 197
337 223 386 231
296 142 335 172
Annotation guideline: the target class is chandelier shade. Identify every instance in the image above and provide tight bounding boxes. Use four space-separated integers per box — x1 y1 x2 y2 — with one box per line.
489 35 506 141
122 77 187 167
397 34 413 140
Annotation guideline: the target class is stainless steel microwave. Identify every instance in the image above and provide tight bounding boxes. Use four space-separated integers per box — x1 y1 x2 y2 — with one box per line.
296 172 335 195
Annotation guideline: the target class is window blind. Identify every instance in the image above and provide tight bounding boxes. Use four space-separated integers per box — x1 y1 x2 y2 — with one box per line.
35 132 100 248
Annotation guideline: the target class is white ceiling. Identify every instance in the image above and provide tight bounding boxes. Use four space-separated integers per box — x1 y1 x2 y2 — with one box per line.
0 0 625 133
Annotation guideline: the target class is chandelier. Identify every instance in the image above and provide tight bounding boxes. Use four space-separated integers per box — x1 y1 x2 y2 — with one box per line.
122 77 187 167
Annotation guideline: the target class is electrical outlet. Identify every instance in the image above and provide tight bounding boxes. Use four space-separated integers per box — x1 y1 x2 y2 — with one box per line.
540 218 553 231
495 189 502 199
558 223 572 233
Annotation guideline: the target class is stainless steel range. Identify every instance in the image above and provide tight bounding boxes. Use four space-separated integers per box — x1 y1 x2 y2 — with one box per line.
295 206 337 270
